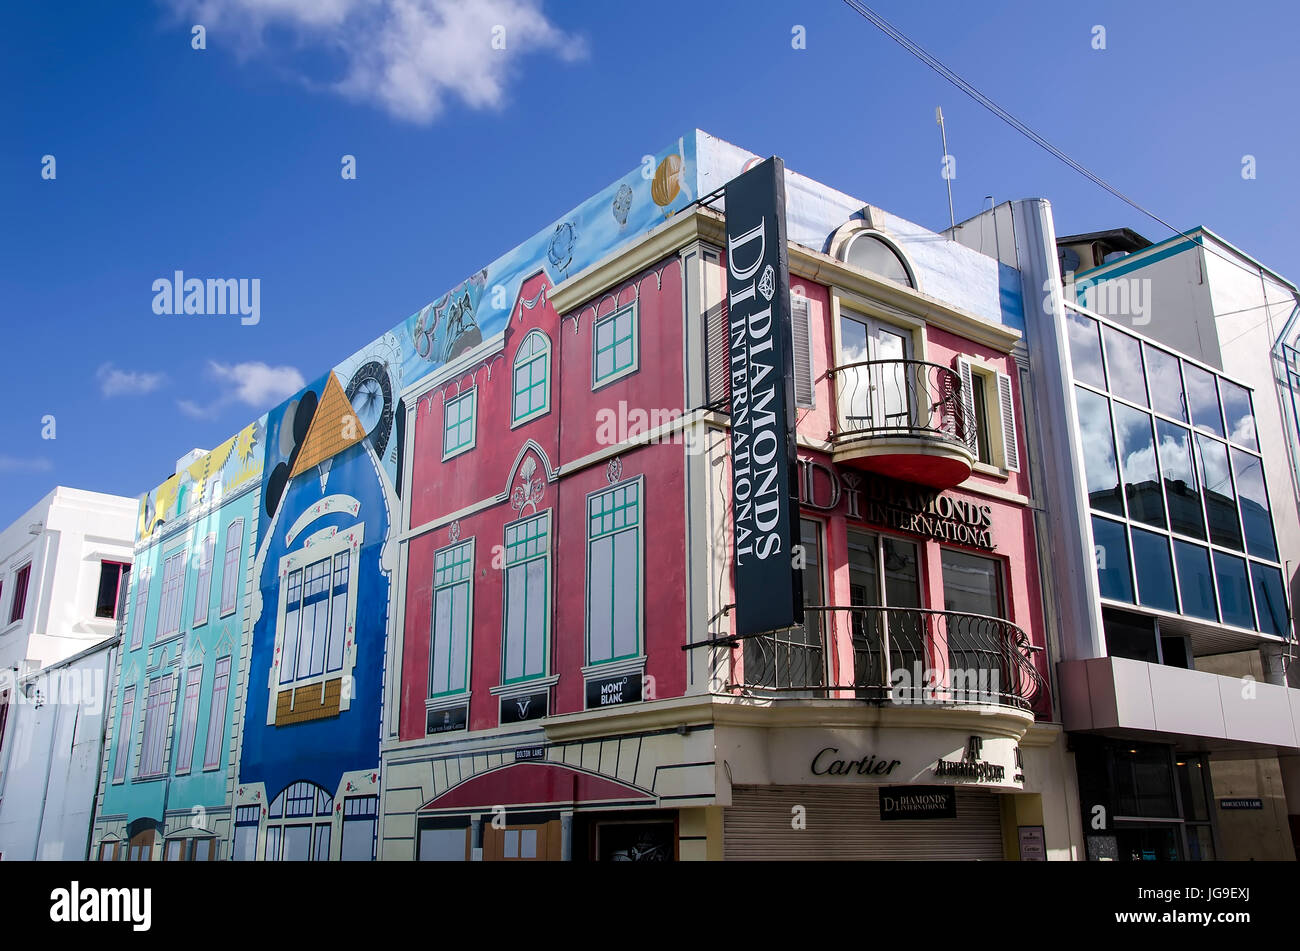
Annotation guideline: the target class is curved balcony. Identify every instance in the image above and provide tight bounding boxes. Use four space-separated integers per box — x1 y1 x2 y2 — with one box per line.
729 605 1046 712
828 359 975 489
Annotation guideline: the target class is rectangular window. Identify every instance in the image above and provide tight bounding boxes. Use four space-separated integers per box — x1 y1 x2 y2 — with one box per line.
1092 515 1134 603
113 686 136 783
193 535 215 626
442 389 477 459
281 552 349 686
586 482 641 665
95 561 130 619
593 303 638 387
203 656 231 769
1114 405 1165 529
130 570 150 650
502 512 550 683
430 541 472 697
341 795 379 861
8 563 31 624
219 519 244 615
138 674 173 778
232 806 259 861
940 549 1005 618
418 826 469 861
969 373 992 465
512 332 551 424
157 550 186 639
1076 387 1124 516
174 665 202 774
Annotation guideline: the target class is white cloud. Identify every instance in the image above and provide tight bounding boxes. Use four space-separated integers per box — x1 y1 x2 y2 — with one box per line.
97 363 166 398
178 360 305 419
0 456 54 473
165 0 585 123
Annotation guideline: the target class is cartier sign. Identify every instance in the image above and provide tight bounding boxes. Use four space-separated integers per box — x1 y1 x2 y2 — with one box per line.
798 458 995 550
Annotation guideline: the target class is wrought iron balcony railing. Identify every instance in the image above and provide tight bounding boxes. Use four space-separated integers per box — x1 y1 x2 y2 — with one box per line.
730 605 1046 711
829 359 974 450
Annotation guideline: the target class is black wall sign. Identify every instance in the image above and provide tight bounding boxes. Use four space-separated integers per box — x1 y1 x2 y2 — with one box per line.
514 745 546 762
879 786 957 821
426 703 468 735
585 672 642 709
500 690 548 724
1218 798 1263 810
725 156 802 637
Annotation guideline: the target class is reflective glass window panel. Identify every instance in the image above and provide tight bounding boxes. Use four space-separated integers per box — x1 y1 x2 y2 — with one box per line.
940 549 1003 618
1092 516 1133 603
1102 325 1147 406
1173 541 1216 621
1143 345 1186 422
1231 449 1277 561
1067 311 1106 388
1075 387 1124 515
1183 363 1224 437
1250 562 1288 636
1154 420 1204 540
1212 552 1254 629
1130 528 1178 613
1113 405 1165 528
1219 380 1257 450
1195 435 1242 550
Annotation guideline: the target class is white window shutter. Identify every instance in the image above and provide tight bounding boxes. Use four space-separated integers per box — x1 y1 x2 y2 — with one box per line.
997 370 1020 472
956 357 977 453
790 295 815 408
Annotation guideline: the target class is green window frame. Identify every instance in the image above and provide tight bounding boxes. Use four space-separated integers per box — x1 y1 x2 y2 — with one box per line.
429 540 473 698
592 302 638 388
502 512 550 684
442 389 477 459
512 331 551 426
586 479 642 665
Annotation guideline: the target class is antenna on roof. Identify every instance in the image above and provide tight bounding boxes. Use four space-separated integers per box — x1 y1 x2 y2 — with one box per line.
936 106 955 229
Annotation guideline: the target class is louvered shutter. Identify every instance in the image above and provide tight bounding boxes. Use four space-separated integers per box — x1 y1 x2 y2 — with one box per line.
997 370 1020 472
705 297 730 407
790 295 814 408
956 357 977 454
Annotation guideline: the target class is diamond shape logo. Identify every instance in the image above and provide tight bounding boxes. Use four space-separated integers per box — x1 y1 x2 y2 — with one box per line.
758 264 776 302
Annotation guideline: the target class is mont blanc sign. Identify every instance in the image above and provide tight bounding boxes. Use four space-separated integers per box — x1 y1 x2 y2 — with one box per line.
726 157 802 636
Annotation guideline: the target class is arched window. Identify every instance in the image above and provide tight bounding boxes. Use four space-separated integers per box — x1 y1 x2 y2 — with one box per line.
512 330 552 425
265 781 334 861
841 232 915 288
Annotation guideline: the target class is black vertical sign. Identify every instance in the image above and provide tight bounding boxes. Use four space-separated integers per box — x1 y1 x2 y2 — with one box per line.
725 157 802 636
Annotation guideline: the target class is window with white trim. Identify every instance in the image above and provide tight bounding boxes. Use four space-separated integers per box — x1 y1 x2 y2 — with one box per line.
586 481 641 665
129 569 150 650
265 781 333 861
429 540 472 698
193 535 215 626
137 673 174 778
956 357 1020 472
281 550 351 687
157 550 186 639
443 389 477 459
7 563 31 625
512 330 551 425
593 302 638 387
232 805 260 861
341 795 378 861
219 519 244 615
112 685 136 783
174 664 202 774
502 512 550 684
202 656 231 770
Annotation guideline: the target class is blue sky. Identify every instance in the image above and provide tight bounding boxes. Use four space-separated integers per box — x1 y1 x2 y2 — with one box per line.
2 0 1297 527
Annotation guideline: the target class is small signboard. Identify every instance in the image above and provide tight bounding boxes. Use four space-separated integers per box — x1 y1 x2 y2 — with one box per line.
585 672 642 709
500 690 548 725
1018 824 1046 861
425 703 468 735
878 785 956 821
514 746 546 762
1218 797 1263 810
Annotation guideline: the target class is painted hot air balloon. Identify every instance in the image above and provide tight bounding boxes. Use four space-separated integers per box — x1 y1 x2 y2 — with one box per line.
651 155 681 212
547 221 578 279
612 183 632 230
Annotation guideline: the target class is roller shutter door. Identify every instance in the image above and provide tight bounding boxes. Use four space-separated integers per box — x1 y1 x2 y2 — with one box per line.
724 785 1005 860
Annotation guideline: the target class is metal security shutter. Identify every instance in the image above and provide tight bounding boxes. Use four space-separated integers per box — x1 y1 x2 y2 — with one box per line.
724 785 1004 861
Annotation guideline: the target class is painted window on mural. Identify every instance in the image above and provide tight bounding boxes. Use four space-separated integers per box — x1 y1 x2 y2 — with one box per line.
112 685 136 783
193 535 215 626
586 481 641 665
219 518 244 615
443 388 477 459
281 551 350 687
418 825 469 861
430 540 472 698
512 330 551 425
232 806 260 861
129 569 150 650
265 781 334 861
174 665 202 774
202 656 231 770
593 302 638 387
341 795 379 861
157 550 186 639
137 673 174 778
502 511 550 683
